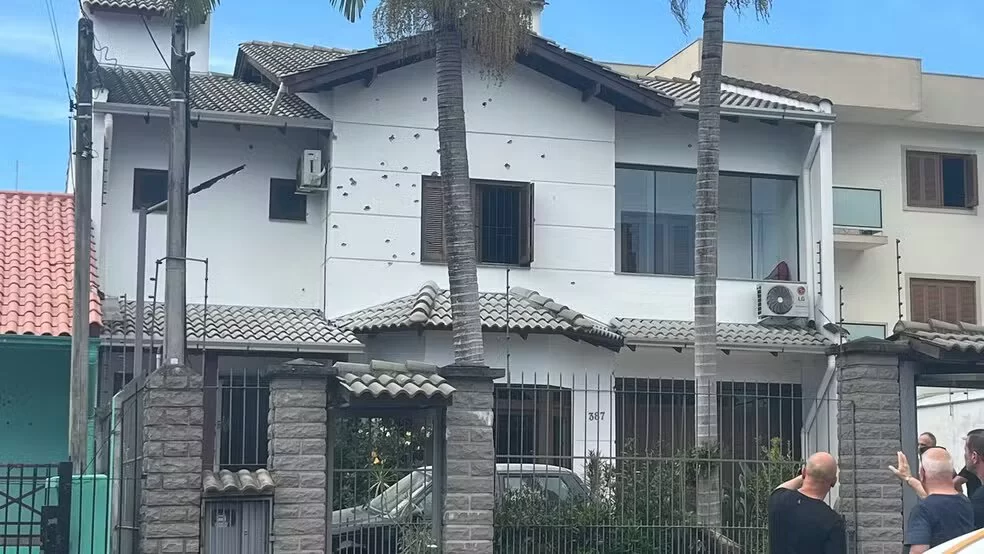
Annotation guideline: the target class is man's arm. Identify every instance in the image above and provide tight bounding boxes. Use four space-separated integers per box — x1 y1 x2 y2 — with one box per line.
890 451 929 499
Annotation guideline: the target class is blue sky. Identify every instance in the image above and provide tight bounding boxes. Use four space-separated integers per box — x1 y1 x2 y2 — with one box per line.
3 0 983 193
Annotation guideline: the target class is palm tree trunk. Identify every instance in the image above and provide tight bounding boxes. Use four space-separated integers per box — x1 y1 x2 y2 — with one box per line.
435 26 485 365
694 0 724 529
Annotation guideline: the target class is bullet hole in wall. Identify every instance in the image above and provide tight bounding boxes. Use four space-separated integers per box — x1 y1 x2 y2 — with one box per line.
248 144 254 150
482 101 487 107
380 161 386 166
341 243 347 247
342 192 349 197
395 183 400 187
385 239 391 243
389 135 396 141
413 199 419 203
540 154 546 159
507 139 513 144
402 166 408 170
332 224 339 229
411 183 417 188
363 205 371 211
422 97 428 102
414 133 421 139
504 163 511 169
392 254 398 259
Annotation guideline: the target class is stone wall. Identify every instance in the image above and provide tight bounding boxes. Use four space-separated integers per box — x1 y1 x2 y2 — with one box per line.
835 342 907 554
442 366 502 554
139 364 206 554
268 369 329 554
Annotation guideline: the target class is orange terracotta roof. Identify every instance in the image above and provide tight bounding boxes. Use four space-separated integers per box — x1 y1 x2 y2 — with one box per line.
0 191 102 336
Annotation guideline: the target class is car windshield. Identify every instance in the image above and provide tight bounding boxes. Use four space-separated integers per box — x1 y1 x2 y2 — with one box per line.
368 471 431 515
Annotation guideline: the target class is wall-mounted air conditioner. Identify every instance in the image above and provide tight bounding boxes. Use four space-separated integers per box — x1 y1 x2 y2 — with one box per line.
757 282 810 323
296 149 327 193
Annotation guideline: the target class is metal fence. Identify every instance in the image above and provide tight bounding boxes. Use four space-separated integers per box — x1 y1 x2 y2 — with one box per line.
492 374 855 554
0 462 71 552
112 376 144 554
331 412 440 554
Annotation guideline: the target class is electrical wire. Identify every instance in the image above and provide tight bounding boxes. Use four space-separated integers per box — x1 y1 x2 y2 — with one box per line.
141 14 171 71
41 0 72 104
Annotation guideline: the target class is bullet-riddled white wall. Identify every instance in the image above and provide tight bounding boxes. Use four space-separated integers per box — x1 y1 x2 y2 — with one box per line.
833 122 984 328
305 57 814 324
90 11 210 72
99 115 326 309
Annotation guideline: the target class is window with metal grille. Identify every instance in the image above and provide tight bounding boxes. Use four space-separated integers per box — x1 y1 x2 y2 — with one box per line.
909 278 977 324
493 384 572 468
906 151 979 209
420 176 533 266
132 168 168 211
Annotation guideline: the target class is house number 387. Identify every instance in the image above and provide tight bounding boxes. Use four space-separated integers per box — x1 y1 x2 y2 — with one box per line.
587 411 605 421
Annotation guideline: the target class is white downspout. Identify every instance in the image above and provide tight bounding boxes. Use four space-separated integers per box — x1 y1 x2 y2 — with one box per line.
802 121 823 317
97 112 114 246
268 82 286 116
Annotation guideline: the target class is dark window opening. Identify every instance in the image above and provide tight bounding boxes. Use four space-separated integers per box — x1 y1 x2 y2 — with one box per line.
494 385 572 468
420 177 533 266
269 178 307 222
132 168 168 211
906 151 978 209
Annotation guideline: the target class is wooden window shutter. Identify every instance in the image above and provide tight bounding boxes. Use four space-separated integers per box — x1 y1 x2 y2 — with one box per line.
909 280 929 323
518 183 534 267
959 281 977 324
420 177 446 262
906 152 941 207
966 155 979 208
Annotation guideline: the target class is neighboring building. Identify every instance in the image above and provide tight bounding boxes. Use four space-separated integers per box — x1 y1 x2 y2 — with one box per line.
618 40 984 340
82 0 840 477
0 191 102 464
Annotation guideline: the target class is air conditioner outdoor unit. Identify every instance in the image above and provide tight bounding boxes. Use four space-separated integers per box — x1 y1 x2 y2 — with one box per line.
757 282 810 322
296 149 327 193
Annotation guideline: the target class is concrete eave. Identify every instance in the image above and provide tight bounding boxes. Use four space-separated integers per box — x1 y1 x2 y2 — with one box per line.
624 338 827 355
93 102 334 130
676 104 836 123
102 338 364 354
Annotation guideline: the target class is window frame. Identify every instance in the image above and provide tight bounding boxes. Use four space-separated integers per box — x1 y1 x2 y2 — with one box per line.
419 176 534 267
907 276 979 325
614 163 801 281
268 178 308 222
132 168 169 212
904 149 979 212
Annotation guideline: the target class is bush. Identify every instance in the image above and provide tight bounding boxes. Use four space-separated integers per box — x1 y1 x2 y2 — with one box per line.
495 439 796 554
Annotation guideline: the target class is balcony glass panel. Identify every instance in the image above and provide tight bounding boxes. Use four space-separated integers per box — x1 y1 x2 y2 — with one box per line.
833 187 882 229
841 323 886 340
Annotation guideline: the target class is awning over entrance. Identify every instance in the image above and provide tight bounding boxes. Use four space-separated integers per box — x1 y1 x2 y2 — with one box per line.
336 281 623 350
892 319 984 359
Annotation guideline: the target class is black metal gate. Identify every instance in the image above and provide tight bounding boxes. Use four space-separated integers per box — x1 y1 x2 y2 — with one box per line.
0 462 72 553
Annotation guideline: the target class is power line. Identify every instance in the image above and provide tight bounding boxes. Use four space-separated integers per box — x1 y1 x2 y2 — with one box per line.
41 0 72 104
141 15 171 70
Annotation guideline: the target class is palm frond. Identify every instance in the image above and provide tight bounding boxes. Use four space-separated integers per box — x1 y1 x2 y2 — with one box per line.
180 0 220 24
668 0 773 33
327 0 369 22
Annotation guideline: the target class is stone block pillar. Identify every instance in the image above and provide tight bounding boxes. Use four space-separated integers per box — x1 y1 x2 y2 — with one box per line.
140 364 205 554
834 340 908 554
441 365 504 554
266 359 331 554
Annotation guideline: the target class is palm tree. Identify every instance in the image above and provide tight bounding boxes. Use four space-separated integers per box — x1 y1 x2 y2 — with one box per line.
669 0 772 531
329 0 532 365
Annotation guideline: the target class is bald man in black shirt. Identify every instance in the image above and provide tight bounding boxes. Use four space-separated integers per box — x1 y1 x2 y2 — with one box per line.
768 452 846 554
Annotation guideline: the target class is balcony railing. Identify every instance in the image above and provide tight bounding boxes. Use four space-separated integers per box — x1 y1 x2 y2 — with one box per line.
833 187 883 230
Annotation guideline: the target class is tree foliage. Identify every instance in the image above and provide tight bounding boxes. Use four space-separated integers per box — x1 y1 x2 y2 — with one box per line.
669 0 773 32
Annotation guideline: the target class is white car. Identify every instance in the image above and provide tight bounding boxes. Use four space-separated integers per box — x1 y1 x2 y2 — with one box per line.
927 529 984 553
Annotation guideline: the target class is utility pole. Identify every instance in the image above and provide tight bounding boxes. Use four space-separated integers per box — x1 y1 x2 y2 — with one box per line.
70 17 94 473
164 0 191 367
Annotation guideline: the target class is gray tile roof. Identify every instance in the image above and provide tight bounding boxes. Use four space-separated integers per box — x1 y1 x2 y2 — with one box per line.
239 41 352 78
612 318 829 351
892 319 984 353
85 0 172 13
337 282 623 349
719 74 825 104
96 66 327 119
334 360 456 400
202 469 274 495
101 301 362 351
636 76 824 113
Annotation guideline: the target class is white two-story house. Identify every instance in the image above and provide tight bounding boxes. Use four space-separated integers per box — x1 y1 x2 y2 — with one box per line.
83 0 840 473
